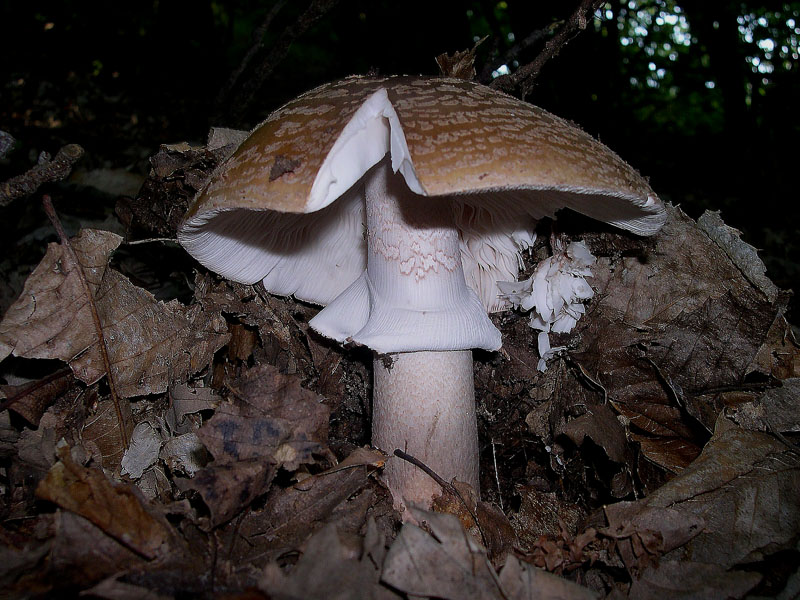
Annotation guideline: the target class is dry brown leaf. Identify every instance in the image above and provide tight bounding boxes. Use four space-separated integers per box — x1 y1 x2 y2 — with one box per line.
381 508 504 600
259 523 397 600
81 396 134 472
499 555 600 600
0 229 229 398
49 511 147 591
165 383 219 435
627 434 701 474
726 377 800 433
36 445 176 559
601 501 704 573
600 417 800 581
562 402 632 464
512 486 585 551
1 368 73 426
198 363 329 470
645 420 800 569
432 480 516 563
627 559 761 599
177 459 274 528
556 206 788 470
233 452 381 564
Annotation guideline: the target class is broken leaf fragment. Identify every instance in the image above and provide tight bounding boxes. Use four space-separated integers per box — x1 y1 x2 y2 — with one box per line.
36 445 175 559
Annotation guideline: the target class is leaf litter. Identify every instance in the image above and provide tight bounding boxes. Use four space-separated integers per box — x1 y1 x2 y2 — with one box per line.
0 141 798 599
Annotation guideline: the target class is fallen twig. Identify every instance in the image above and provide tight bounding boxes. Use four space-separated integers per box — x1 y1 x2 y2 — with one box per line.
1 144 84 207
490 0 606 98
222 0 341 121
42 195 130 449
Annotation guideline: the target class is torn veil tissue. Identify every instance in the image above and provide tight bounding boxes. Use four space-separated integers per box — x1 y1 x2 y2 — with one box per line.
498 240 596 371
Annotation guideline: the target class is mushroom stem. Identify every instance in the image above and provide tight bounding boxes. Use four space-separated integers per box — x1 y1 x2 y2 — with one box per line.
310 158 498 509
373 350 479 508
360 159 490 509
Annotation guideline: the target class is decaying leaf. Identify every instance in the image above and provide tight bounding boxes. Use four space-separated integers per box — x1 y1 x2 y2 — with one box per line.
381 508 504 600
0 229 229 398
176 458 275 528
541 205 789 472
432 480 516 562
49 511 147 591
511 486 585 551
198 363 330 469
498 555 600 600
646 420 800 569
601 501 704 573
726 377 800 433
165 384 219 435
627 559 761 599
36 445 176 559
260 522 397 600
603 417 800 582
0 368 73 426
233 448 385 564
120 421 163 479
81 396 134 472
160 432 207 476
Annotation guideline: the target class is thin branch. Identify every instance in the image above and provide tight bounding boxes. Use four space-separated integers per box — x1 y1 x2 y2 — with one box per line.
478 22 557 83
0 144 84 207
490 0 606 97
215 0 289 110
42 195 129 449
223 0 341 121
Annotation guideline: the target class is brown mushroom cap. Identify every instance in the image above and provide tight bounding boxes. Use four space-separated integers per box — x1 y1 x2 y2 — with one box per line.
185 75 660 219
179 75 665 307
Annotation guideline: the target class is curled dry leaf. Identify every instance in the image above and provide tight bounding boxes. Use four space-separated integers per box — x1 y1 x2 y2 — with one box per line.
601 501 704 574
0 229 229 398
165 384 219 435
432 480 516 563
645 420 800 569
36 445 176 560
602 417 800 588
0 368 73 426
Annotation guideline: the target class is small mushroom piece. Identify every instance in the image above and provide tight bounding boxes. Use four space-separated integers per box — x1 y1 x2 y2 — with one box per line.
178 76 666 510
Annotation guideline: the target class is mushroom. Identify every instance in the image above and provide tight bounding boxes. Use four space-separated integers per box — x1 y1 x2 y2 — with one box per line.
178 76 665 510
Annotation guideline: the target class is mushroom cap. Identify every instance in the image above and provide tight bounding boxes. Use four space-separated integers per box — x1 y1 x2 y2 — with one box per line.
179 75 665 308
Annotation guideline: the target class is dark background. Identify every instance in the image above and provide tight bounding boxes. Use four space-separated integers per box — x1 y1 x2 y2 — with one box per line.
1 0 798 314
